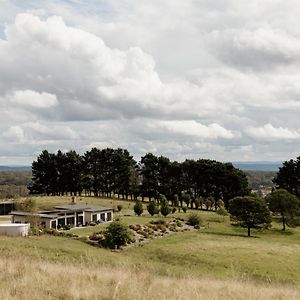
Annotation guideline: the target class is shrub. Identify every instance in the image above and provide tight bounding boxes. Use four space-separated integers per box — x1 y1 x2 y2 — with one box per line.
89 232 105 242
63 224 71 230
173 194 179 207
182 193 191 208
147 200 159 216
117 205 123 212
216 207 228 221
186 213 202 226
194 198 200 209
182 207 187 213
129 224 141 231
134 200 143 216
150 219 167 225
172 207 177 214
176 220 183 227
160 198 171 217
205 199 212 210
15 198 37 212
104 221 135 248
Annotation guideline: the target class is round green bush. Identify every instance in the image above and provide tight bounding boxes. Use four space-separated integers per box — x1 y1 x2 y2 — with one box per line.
104 221 135 248
186 213 202 226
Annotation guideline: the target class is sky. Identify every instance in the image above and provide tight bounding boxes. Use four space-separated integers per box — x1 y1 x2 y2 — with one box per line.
0 0 300 165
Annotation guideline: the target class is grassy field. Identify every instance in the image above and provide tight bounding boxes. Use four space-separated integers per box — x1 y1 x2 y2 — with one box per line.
1 195 300 299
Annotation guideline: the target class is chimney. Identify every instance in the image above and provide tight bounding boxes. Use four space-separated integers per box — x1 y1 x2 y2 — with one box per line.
71 196 76 205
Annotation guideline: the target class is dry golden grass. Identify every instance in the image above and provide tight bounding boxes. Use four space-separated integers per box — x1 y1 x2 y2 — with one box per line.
1 256 300 300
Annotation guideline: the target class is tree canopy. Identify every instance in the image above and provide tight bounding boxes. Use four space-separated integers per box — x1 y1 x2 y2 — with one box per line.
266 189 300 231
228 196 272 237
273 156 300 198
29 149 249 203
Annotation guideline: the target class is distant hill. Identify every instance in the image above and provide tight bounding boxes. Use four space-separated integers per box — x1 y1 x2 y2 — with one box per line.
0 166 31 172
232 162 282 172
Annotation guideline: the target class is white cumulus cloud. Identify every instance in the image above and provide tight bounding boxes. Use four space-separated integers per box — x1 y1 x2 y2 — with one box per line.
246 124 300 140
10 90 58 108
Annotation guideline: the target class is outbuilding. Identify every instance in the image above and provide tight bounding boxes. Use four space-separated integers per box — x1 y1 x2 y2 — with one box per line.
0 223 30 237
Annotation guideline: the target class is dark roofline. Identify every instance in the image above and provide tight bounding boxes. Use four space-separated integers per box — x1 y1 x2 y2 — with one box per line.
54 204 113 212
10 211 59 219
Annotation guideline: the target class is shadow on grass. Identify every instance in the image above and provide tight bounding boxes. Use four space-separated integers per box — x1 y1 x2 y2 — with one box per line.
265 228 295 236
200 230 254 238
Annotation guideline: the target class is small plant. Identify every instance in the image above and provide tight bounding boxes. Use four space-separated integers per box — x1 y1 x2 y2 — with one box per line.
160 198 171 217
186 213 202 226
176 220 183 227
194 198 200 209
129 223 141 231
15 198 37 212
216 207 228 221
182 193 191 208
63 224 72 230
150 219 167 225
117 205 123 212
147 200 159 216
134 200 143 216
173 194 179 207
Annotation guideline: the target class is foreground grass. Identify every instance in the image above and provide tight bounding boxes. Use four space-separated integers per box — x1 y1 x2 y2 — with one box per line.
1 255 300 300
2 195 300 298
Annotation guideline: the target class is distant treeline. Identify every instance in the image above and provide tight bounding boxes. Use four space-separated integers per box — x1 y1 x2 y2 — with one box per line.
29 148 249 207
0 171 31 198
245 171 276 190
0 171 31 185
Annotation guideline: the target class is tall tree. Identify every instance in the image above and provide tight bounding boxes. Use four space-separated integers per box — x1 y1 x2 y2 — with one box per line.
140 153 159 201
83 148 103 196
29 150 58 195
228 196 272 237
274 157 300 198
266 189 300 231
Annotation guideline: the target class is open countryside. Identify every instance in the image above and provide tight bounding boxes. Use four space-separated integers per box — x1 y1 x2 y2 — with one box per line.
1 153 300 299
1 1 300 299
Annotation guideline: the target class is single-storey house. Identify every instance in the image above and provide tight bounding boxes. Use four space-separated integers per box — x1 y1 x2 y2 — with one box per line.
10 204 113 229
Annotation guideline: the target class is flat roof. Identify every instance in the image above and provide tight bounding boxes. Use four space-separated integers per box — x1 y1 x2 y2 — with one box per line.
0 223 29 227
54 204 113 212
10 211 59 219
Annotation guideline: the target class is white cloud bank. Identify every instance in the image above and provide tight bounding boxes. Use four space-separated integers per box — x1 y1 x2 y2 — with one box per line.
0 2 300 164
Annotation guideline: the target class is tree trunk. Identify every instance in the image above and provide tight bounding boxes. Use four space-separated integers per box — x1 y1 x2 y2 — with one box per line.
282 214 286 231
247 227 251 237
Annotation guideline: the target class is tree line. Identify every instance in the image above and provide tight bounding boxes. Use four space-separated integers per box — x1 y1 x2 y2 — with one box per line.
29 148 250 207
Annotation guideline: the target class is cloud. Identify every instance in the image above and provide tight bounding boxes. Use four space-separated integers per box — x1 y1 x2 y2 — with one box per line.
9 90 58 108
2 126 25 143
210 27 300 69
245 124 300 140
154 121 235 139
1 3 300 164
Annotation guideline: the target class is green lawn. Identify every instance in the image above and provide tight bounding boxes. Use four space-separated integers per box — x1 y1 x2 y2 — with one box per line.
2 195 300 285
